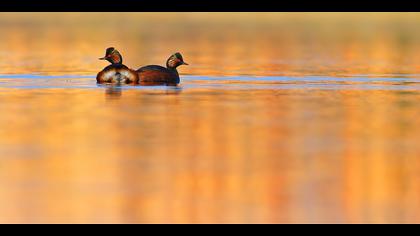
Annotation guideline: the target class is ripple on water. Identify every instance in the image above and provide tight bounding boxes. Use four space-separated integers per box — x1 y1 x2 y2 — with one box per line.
0 74 419 91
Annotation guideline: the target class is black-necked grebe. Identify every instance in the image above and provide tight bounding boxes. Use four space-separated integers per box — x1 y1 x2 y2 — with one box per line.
96 47 139 84
137 52 188 85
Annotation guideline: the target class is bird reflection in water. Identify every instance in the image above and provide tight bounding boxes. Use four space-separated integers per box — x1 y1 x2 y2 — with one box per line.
103 84 183 99
140 86 183 96
162 86 182 95
105 85 123 99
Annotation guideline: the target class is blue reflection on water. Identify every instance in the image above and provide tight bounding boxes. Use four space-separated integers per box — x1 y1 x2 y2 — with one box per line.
0 74 418 90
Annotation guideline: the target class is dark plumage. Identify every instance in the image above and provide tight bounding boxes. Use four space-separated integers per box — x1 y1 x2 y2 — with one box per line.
137 52 188 85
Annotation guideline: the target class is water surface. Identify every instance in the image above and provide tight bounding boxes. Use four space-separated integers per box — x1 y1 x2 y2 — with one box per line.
0 13 419 223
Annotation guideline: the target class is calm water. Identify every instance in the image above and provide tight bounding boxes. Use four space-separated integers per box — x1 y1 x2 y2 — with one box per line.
0 13 419 223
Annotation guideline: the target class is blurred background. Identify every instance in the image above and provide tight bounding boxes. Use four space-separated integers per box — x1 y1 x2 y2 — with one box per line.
0 13 419 76
0 13 419 223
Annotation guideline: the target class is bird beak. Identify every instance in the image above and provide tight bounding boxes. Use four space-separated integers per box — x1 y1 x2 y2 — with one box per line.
99 57 106 60
183 62 189 65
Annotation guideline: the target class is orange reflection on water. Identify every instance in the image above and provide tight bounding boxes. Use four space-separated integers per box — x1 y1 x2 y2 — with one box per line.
0 86 418 223
0 13 419 223
0 13 419 77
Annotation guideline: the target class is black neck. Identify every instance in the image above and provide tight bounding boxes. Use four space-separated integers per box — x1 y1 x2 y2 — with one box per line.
166 66 178 74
